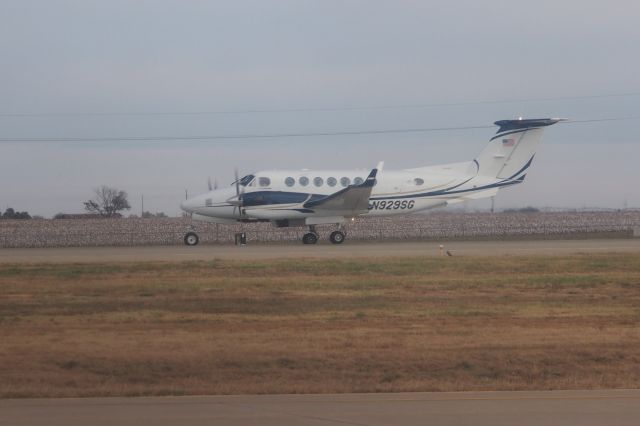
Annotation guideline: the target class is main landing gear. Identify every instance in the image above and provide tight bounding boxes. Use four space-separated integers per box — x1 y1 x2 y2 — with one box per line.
329 230 345 244
302 232 318 245
302 225 346 245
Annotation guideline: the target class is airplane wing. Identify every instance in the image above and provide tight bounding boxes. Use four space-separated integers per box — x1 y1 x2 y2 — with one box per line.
303 167 378 216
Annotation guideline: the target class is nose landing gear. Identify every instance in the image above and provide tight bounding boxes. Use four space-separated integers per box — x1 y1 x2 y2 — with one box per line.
184 231 199 246
183 224 199 246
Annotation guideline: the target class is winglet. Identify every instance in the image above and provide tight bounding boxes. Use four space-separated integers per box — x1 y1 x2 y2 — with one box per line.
361 167 378 187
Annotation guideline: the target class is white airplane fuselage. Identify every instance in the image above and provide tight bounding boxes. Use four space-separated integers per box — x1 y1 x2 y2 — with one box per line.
182 165 494 221
180 118 562 244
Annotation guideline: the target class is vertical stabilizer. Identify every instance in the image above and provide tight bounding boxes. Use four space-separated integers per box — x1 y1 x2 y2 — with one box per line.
475 118 562 180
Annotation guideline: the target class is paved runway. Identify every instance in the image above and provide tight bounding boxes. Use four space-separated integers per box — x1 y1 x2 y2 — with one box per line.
1 239 639 263
3 390 640 426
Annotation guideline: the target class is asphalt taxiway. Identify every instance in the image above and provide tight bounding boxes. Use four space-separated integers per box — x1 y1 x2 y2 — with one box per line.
3 390 640 426
1 239 639 263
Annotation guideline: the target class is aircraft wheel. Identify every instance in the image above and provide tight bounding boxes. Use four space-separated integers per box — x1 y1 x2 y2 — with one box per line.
329 231 345 244
184 232 199 246
302 232 318 245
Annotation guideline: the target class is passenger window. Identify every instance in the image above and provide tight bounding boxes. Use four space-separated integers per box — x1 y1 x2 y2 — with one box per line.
259 177 271 187
299 176 309 186
313 177 324 187
414 178 424 186
327 177 337 187
285 177 295 187
353 177 363 185
340 177 351 187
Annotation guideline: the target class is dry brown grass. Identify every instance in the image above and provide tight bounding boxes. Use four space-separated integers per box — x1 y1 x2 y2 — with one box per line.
1 254 640 398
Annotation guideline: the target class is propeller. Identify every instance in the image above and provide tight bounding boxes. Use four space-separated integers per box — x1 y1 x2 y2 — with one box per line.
234 167 240 197
207 177 218 191
231 167 245 218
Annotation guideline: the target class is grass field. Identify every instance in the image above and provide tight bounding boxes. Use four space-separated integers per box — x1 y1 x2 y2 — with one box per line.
1 254 640 398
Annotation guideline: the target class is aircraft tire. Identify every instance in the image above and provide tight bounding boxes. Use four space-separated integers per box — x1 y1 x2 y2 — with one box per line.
329 231 345 244
302 232 318 245
184 232 199 246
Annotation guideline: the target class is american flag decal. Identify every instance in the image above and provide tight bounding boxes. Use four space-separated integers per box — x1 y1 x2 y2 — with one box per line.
502 138 515 147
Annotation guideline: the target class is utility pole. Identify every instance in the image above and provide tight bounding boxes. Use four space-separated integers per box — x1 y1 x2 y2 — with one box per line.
141 194 144 217
491 196 495 214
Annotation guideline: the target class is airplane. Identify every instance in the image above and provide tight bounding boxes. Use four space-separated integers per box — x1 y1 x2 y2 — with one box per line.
180 118 563 245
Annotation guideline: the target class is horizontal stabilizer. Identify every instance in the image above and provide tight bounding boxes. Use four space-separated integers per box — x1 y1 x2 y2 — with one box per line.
494 118 564 133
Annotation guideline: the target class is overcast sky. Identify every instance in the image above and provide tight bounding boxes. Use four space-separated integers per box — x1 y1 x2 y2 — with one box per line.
1 0 639 217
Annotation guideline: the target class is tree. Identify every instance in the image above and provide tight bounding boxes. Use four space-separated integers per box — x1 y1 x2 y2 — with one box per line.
142 211 168 218
2 208 15 219
84 185 131 217
503 206 540 214
1 207 31 219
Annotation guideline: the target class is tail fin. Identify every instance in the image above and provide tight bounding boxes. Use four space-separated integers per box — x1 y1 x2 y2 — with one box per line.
474 118 562 180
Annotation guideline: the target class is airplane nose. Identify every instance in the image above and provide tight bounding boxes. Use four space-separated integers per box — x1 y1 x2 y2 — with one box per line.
180 198 196 212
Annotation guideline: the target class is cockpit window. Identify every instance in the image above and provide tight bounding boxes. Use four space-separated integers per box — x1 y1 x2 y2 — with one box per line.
238 174 255 187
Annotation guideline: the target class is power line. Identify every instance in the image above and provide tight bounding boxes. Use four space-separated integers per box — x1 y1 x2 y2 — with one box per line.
0 116 638 144
0 125 494 143
1 92 639 118
565 116 640 124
